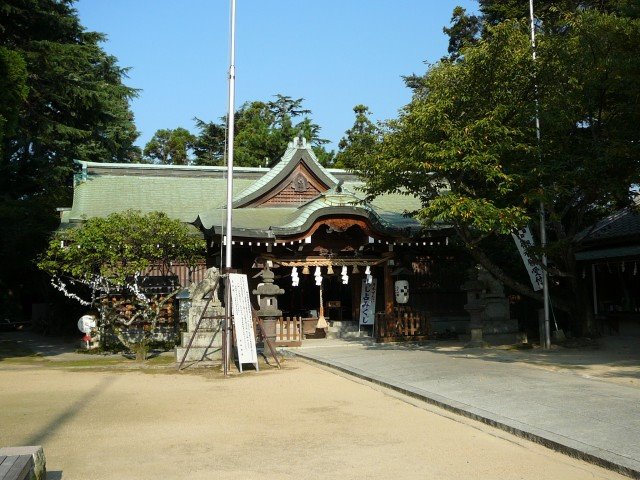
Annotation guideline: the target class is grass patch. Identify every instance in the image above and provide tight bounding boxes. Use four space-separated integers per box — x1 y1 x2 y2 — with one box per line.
145 354 176 366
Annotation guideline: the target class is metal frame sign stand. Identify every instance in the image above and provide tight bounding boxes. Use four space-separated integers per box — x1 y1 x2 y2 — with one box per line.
228 273 259 372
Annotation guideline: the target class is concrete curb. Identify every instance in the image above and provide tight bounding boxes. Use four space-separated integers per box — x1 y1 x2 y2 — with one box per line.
292 350 640 480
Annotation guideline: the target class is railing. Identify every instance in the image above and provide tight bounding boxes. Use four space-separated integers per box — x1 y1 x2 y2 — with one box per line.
375 311 430 343
275 316 303 347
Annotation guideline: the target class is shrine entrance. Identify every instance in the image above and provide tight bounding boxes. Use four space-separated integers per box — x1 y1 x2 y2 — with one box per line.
279 270 356 322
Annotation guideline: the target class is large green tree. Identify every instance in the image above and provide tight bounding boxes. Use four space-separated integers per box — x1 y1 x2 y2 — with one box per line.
333 105 380 170
0 0 140 323
358 8 640 334
143 127 196 165
193 94 333 167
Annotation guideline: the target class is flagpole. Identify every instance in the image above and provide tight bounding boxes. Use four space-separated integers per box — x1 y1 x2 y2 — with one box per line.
224 0 237 374
529 0 551 349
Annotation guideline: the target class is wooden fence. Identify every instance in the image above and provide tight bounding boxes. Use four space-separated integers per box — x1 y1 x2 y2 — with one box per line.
375 311 431 343
145 261 207 288
275 316 303 347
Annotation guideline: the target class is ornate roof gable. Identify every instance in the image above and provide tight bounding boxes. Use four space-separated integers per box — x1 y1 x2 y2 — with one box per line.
232 136 339 208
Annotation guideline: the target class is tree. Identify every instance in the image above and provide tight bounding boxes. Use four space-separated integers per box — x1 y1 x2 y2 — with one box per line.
442 1 640 61
193 94 333 167
0 46 28 152
143 127 196 165
0 0 140 324
358 10 640 335
38 211 205 356
333 105 380 170
192 118 226 166
442 6 482 61
0 0 140 197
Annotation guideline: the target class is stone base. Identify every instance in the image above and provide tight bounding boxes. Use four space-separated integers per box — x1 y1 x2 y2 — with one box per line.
175 321 223 364
175 345 222 362
326 320 371 339
482 318 519 335
465 327 488 348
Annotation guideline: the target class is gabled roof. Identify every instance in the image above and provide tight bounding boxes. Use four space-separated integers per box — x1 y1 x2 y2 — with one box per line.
576 199 640 245
232 137 339 207
61 140 440 240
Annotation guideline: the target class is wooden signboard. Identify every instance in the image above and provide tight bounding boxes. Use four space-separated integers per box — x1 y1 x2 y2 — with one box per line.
229 273 259 372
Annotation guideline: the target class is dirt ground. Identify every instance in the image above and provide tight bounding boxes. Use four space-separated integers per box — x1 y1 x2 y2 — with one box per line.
0 357 629 480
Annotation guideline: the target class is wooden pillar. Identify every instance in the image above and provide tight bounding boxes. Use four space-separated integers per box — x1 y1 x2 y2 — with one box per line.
384 262 394 315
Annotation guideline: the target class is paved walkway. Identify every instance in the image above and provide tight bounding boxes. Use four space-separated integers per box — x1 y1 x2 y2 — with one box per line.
290 338 640 479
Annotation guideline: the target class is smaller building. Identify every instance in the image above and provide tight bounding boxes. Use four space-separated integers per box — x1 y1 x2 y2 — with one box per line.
576 199 640 335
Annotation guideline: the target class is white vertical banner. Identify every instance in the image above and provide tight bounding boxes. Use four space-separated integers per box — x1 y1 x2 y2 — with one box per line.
359 278 378 326
228 273 258 367
511 227 544 291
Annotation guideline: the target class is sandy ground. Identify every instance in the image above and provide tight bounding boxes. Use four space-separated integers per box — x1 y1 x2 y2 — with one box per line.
0 359 629 480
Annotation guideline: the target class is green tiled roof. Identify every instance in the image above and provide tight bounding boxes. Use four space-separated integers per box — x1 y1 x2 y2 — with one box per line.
65 161 267 224
341 180 423 214
62 147 442 240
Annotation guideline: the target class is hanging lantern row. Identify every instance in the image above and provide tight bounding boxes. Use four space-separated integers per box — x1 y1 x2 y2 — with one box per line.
289 264 378 287
341 266 348 285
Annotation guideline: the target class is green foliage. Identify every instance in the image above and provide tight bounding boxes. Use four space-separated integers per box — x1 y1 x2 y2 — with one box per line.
442 6 481 60
39 210 205 349
39 211 205 285
333 105 380 170
193 94 333 167
0 0 141 321
0 0 140 197
478 0 640 25
363 21 535 235
0 46 28 151
192 118 226 166
143 127 196 165
359 9 640 332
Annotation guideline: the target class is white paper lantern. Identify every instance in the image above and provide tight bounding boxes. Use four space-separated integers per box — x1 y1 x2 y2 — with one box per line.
395 280 409 304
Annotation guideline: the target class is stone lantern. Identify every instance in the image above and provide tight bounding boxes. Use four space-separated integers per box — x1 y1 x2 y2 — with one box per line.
252 265 284 348
461 268 486 347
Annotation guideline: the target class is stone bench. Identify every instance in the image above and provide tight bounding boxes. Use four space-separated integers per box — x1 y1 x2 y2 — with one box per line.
0 447 45 480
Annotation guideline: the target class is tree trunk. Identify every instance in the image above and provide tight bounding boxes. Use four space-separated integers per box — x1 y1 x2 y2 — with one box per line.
466 244 572 313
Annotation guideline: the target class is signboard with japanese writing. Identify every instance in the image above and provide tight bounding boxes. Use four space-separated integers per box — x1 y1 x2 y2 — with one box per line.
228 273 258 367
359 278 378 326
511 227 544 292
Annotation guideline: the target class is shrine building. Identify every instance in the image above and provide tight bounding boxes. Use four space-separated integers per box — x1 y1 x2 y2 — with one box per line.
58 136 470 342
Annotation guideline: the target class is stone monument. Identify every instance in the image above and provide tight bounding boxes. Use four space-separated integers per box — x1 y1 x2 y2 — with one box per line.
175 267 225 362
462 267 517 346
462 268 487 347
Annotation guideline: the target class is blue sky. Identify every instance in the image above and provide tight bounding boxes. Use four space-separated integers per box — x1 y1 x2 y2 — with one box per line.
75 0 478 152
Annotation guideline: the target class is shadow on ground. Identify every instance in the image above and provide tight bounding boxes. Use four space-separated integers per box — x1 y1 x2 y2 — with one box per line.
317 335 640 383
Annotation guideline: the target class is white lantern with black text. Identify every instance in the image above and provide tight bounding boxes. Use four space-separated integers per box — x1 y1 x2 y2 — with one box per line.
395 280 409 304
